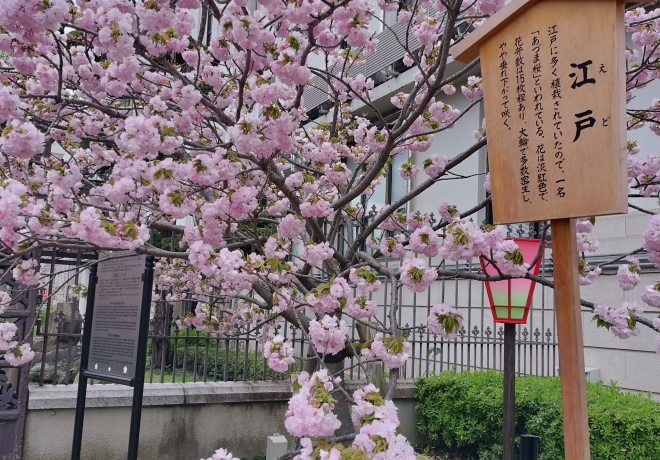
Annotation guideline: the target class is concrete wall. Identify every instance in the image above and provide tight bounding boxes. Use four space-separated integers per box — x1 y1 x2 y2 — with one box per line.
580 210 660 398
23 381 421 460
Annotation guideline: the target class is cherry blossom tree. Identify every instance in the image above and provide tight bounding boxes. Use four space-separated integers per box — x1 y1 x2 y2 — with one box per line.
1 0 660 458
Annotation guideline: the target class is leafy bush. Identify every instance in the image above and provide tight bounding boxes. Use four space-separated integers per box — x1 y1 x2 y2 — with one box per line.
146 334 294 381
415 370 660 460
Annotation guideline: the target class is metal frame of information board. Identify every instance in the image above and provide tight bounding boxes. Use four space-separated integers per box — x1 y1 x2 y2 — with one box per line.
71 255 154 460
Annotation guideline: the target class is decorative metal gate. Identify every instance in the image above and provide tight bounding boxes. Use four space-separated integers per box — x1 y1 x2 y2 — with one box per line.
0 254 39 460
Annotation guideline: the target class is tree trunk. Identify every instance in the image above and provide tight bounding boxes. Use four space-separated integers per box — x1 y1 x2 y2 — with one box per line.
325 360 355 437
151 295 172 370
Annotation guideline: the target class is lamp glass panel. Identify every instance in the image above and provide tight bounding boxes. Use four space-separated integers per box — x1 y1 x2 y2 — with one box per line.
510 278 532 306
511 307 526 319
495 307 510 319
490 281 509 306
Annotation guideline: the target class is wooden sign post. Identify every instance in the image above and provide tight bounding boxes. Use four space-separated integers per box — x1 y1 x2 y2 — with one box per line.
452 1 636 458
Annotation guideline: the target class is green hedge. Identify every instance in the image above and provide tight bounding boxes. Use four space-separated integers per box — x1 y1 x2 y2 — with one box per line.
147 335 293 381
415 370 660 460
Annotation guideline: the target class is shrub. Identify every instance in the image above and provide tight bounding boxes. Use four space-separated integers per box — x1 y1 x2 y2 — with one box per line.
415 370 660 460
153 334 294 381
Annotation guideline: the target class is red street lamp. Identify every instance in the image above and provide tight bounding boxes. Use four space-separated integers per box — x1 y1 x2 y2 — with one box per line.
480 237 545 460
481 238 545 324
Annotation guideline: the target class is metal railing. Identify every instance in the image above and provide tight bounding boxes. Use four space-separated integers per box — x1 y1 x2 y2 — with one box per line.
31 248 560 386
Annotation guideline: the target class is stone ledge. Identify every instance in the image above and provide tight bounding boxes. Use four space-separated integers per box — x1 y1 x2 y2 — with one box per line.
28 380 417 410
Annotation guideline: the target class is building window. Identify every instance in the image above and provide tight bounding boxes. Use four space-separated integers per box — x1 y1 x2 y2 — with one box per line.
388 151 410 211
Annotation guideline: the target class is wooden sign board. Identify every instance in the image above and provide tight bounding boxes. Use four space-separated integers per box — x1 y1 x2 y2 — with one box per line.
453 0 628 224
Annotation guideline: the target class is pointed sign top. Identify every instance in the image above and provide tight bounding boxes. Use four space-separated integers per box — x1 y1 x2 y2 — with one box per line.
451 0 651 63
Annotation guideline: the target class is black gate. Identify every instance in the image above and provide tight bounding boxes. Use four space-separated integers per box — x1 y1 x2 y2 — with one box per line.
0 254 39 460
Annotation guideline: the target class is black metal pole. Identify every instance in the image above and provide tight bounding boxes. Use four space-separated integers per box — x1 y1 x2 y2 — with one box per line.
503 323 516 460
521 434 540 460
71 263 98 460
127 256 154 460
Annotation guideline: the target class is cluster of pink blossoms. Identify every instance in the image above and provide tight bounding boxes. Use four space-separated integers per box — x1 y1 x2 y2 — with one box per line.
285 370 342 438
346 296 378 319
576 219 600 253
203 449 239 460
0 120 45 159
12 259 39 286
399 258 437 293
409 226 441 257
423 153 449 178
361 333 410 370
438 219 489 261
593 301 643 339
349 267 381 295
0 291 10 315
379 235 406 258
492 240 529 278
300 242 335 268
308 315 349 356
641 283 660 308
643 215 660 265
0 321 34 366
293 382 416 460
263 335 296 373
461 76 483 100
578 260 602 287
427 303 464 340
348 384 416 459
616 256 641 291
306 277 351 314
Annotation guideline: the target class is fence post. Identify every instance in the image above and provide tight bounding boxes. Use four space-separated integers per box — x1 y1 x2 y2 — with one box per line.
520 434 540 460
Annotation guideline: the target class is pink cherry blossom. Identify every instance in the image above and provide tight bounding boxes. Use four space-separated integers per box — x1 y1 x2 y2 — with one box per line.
592 301 643 339
399 258 437 292
3 343 34 366
1 120 44 159
492 240 529 277
576 232 599 253
0 87 22 122
643 215 660 252
423 154 449 178
0 291 10 315
285 370 341 438
308 315 348 356
461 76 483 100
437 202 459 222
477 0 505 16
263 335 296 373
642 283 660 308
380 235 406 259
427 303 463 339
409 226 440 257
441 84 456 95
439 219 489 261
301 242 334 268
346 296 377 319
278 215 307 240
349 267 381 294
204 448 239 460
0 322 17 348
616 256 641 291
360 333 409 369
578 261 601 286
13 259 39 286
300 199 333 218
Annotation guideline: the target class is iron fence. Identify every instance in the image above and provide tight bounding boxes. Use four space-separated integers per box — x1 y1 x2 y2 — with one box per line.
31 246 560 387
